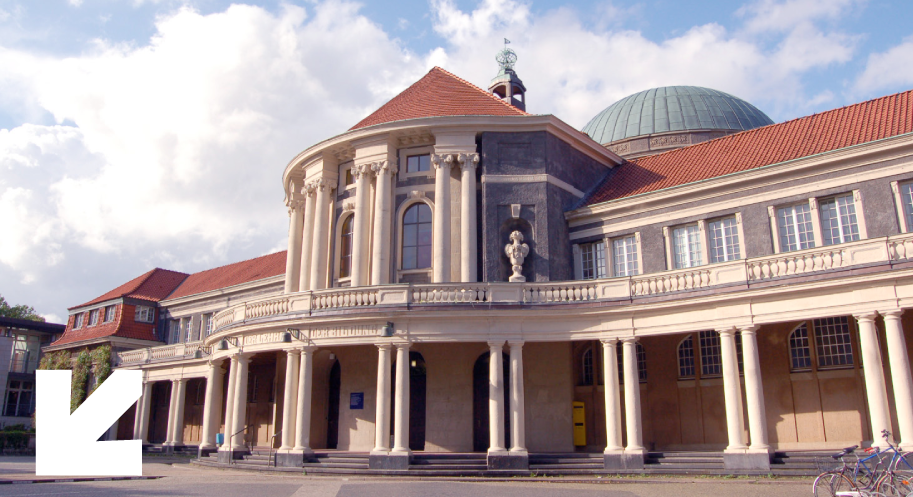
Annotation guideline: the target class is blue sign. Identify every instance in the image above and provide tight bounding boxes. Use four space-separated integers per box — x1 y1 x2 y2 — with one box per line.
350 392 364 410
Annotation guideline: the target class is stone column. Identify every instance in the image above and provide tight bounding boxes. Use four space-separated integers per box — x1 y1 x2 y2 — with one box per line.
309 178 331 290
622 338 645 468
740 326 769 452
280 349 300 450
431 154 453 283
135 381 153 442
857 313 892 448
373 344 393 453
351 164 372 287
719 329 747 452
164 380 178 447
221 355 237 449
284 197 304 293
601 339 623 459
294 347 315 454
883 310 913 449
298 182 317 291
371 161 396 285
488 341 506 454
508 341 526 454
458 153 479 282
230 354 251 450
392 343 411 454
199 360 225 456
171 378 188 446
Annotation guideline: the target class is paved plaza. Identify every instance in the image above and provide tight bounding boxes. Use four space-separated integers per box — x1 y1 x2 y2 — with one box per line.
0 456 812 496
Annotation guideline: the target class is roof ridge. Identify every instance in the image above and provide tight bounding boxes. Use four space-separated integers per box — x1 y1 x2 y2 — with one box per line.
430 66 530 116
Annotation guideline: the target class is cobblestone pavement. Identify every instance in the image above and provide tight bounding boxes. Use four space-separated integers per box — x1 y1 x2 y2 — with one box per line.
0 456 812 496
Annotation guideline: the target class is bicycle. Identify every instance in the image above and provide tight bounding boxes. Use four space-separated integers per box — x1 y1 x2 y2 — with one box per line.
813 445 886 497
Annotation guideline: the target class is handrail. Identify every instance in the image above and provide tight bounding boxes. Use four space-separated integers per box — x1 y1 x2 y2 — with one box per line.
226 424 251 466
268 429 282 467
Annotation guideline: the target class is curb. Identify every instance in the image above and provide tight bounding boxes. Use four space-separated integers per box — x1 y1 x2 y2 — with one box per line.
0 476 162 485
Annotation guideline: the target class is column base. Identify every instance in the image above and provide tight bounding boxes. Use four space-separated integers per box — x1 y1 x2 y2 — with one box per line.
198 445 218 458
487 449 528 470
216 447 250 464
604 448 645 470
723 448 771 471
368 451 410 470
275 449 314 468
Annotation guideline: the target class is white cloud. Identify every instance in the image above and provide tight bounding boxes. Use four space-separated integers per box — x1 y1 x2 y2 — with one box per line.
68 0 84 7
855 36 913 94
736 0 865 33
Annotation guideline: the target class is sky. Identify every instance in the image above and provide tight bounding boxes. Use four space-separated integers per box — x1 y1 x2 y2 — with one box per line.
3 0 913 324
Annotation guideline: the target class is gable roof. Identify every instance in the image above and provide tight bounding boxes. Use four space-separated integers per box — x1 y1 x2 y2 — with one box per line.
165 251 287 300
583 88 913 206
71 268 189 309
349 67 529 131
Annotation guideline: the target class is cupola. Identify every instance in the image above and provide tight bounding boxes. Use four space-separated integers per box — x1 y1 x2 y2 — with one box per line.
489 41 526 111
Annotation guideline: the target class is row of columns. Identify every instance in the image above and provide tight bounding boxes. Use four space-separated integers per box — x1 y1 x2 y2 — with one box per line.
283 151 480 293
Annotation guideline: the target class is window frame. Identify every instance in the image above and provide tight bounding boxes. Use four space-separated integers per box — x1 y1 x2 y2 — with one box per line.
103 305 116 323
87 309 99 327
576 240 607 280
73 313 84 329
396 199 434 275
202 313 213 338
706 214 744 263
398 145 435 180
666 222 706 270
770 191 867 253
337 161 356 191
336 212 355 282
610 233 641 277
818 193 862 246
135 305 154 323
891 180 913 233
581 347 594 386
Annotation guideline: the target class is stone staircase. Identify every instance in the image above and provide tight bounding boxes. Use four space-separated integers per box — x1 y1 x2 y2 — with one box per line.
530 453 605 475
143 444 199 455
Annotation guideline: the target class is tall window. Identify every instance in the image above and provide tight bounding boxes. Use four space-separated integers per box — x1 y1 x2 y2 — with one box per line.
104 305 116 323
3 380 33 417
777 203 815 252
819 194 860 245
406 154 430 173
673 225 702 269
678 335 695 378
788 323 812 371
581 348 594 385
169 319 180 344
814 316 854 368
183 318 194 342
402 203 432 270
580 241 607 279
616 343 648 382
339 215 354 278
203 314 213 337
699 330 722 377
344 167 354 186
612 236 639 277
708 217 740 263
10 334 40 374
88 309 99 327
901 182 913 232
73 313 84 329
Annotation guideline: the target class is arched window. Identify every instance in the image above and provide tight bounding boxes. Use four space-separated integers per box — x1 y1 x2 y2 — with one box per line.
617 342 647 382
814 317 853 368
339 215 354 278
678 335 695 378
402 203 432 270
789 323 812 371
581 348 594 385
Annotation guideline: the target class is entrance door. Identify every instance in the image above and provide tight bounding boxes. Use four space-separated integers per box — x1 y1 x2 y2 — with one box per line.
326 360 341 449
472 352 510 452
389 351 428 451
149 381 171 444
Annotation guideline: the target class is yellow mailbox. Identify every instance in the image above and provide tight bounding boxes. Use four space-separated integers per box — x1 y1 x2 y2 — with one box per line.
572 401 586 446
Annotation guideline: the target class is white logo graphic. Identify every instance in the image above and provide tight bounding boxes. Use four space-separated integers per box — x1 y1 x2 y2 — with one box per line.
36 370 142 476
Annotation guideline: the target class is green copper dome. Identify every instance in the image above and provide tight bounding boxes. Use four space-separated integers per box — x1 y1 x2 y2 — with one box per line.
582 86 774 145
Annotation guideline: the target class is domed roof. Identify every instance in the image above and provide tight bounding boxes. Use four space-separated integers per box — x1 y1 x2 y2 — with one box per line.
582 86 774 145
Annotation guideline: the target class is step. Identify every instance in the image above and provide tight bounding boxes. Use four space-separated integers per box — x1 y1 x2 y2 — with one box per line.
302 462 369 469
646 457 724 464
530 464 604 470
409 464 489 471
410 459 488 466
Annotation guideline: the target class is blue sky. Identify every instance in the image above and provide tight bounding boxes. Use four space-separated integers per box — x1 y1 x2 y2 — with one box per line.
2 0 913 322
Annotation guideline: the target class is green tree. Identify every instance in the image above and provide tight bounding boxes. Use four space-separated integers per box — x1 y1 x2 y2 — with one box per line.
0 295 46 322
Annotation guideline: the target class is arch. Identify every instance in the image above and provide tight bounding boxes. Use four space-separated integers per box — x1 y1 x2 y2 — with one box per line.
677 335 695 379
789 322 812 371
394 197 435 274
472 351 510 452
332 212 354 284
390 351 427 451
326 360 341 449
581 347 594 386
400 202 433 270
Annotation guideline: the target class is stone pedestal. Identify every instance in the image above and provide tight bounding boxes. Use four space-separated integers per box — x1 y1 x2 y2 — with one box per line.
275 449 313 468
369 452 410 470
724 449 771 471
216 448 248 464
603 450 644 470
487 450 529 470
197 446 218 458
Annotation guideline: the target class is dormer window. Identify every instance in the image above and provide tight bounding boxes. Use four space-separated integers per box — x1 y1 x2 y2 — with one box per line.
87 309 99 327
135 305 155 323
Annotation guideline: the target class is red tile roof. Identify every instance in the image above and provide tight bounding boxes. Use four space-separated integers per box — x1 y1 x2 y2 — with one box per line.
166 251 287 300
584 88 913 206
71 268 189 309
52 304 158 347
349 67 529 131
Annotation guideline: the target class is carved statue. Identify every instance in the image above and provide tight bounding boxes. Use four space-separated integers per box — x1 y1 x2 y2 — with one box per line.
504 230 529 282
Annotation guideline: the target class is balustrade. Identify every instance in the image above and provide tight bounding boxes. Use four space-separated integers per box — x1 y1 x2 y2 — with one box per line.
523 282 597 302
631 269 712 296
748 247 847 280
412 284 489 303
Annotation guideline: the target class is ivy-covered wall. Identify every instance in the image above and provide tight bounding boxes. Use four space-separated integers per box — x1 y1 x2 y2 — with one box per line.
38 344 112 413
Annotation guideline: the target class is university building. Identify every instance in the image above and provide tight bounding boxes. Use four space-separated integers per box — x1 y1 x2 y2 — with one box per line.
49 49 913 474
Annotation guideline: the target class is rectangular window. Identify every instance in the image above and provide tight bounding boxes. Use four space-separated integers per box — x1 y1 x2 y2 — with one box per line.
169 320 181 344
580 241 607 279
203 314 213 337
9 334 40 374
672 225 702 269
88 309 99 327
73 313 84 329
707 217 740 263
135 305 154 323
183 318 193 342
814 316 854 368
819 194 860 245
612 235 639 277
699 330 722 377
406 154 430 173
344 167 354 186
103 305 116 323
902 183 913 233
3 380 34 417
777 203 815 252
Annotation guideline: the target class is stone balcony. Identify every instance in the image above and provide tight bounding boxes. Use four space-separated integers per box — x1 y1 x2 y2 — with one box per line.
115 233 913 367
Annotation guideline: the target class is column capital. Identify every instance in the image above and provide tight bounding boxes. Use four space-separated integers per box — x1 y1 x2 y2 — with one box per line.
488 340 505 350
620 336 638 344
854 312 879 323
352 162 373 180
716 327 738 337
431 153 456 169
234 352 253 364
881 309 905 319
375 343 394 351
370 160 398 176
395 341 411 351
308 178 330 192
457 152 480 170
738 325 760 335
600 337 619 346
507 339 524 348
303 181 318 197
299 345 318 354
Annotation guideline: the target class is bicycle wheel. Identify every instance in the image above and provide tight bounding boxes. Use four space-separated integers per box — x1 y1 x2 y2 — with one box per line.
877 473 901 496
894 453 913 481
833 473 859 496
814 472 837 497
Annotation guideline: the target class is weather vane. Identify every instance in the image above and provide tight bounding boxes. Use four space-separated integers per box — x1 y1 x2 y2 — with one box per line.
496 38 517 71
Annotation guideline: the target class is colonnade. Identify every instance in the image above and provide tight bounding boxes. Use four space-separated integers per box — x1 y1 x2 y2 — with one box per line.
283 151 480 293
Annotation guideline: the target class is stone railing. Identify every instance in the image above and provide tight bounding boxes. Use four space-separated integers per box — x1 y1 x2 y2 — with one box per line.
111 235 907 361
116 340 211 366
